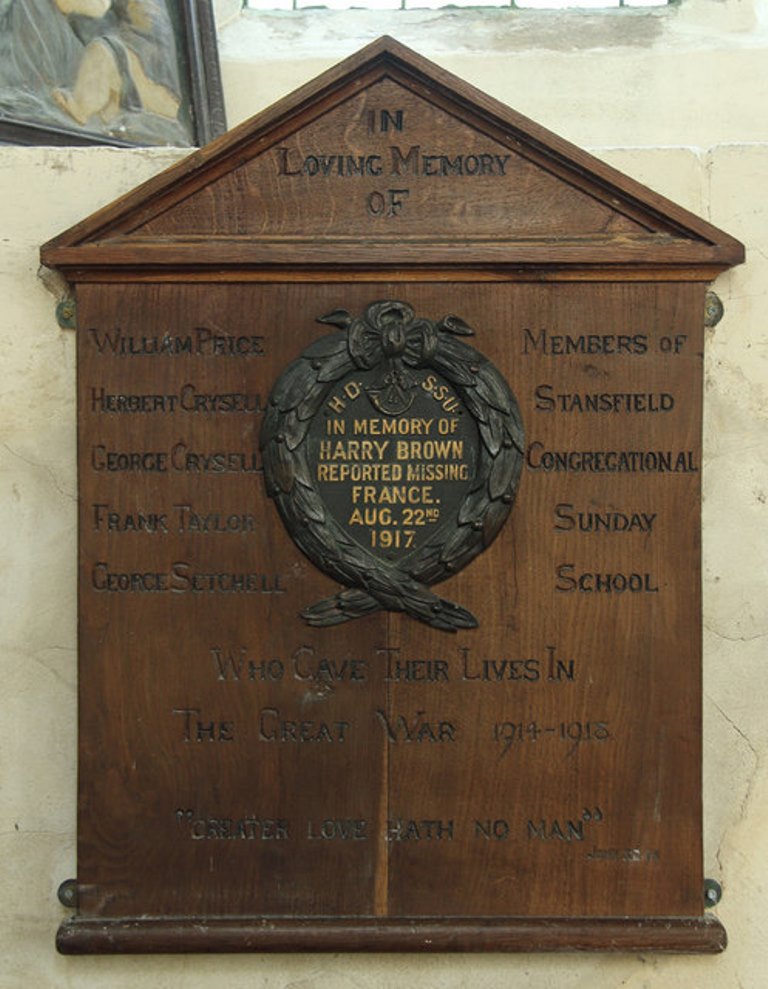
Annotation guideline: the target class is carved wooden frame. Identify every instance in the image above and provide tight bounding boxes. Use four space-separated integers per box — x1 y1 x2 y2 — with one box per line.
0 0 226 148
41 37 746 956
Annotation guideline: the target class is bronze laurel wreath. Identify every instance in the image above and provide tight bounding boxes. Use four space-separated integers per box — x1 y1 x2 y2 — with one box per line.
260 301 524 632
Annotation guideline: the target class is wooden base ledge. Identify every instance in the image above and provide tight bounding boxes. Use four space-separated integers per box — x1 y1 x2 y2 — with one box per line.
57 916 727 955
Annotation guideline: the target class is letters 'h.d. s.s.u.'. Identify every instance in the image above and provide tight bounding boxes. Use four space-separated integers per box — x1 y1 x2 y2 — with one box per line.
261 300 524 631
41 37 743 955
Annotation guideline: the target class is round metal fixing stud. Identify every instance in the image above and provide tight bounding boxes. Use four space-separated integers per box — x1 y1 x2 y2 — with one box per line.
704 291 725 329
704 878 722 908
57 878 78 909
55 299 76 330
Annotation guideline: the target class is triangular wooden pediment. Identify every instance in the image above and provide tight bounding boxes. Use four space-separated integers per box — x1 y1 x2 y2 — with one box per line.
42 37 744 276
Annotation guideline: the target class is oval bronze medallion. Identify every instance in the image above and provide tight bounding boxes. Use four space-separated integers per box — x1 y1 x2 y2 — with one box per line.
261 301 524 631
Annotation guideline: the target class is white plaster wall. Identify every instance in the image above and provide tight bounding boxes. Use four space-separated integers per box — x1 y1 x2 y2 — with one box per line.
218 0 768 147
1 0 767 985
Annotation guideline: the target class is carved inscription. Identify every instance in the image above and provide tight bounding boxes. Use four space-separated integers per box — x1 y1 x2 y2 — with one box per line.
175 809 290 840
86 317 278 615
494 720 611 756
173 809 637 852
534 385 675 414
91 564 284 594
60 40 730 932
150 298 684 895
92 504 259 534
274 107 514 221
586 846 661 864
90 445 262 473
474 808 605 844
311 371 478 559
258 708 350 743
375 710 456 743
174 811 462 843
89 326 266 357
554 567 659 594
210 644 576 686
515 323 697 601
521 327 688 356
83 298 683 884
276 145 511 181
89 384 266 414
527 808 604 843
526 445 697 474
174 709 235 742
554 504 657 535
212 645 369 684
261 302 523 630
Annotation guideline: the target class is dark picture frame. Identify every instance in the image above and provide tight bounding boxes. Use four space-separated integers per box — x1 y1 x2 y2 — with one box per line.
0 0 226 148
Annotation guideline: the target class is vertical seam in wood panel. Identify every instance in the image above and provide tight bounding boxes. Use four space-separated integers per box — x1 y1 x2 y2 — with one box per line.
373 611 392 917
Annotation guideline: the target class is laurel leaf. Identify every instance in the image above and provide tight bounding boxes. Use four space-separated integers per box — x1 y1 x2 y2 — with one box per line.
408 538 443 570
482 498 512 546
261 440 295 494
302 603 351 627
259 405 281 450
461 385 490 424
489 449 519 500
398 590 444 625
296 381 329 421
302 588 380 626
291 449 313 488
331 538 375 572
439 333 478 361
412 560 448 585
292 519 335 562
439 525 482 575
407 560 444 584
504 412 525 454
474 365 514 412
282 410 310 451
338 588 383 615
458 485 490 526
423 612 456 631
291 482 325 523
329 558 371 587
261 446 280 497
479 409 504 456
303 330 348 357
397 580 434 609
452 542 483 573
429 334 480 384
316 348 357 382
430 351 476 387
270 359 319 412
317 309 352 330
366 578 405 612
406 593 478 631
467 445 494 489
438 314 474 336
433 599 478 629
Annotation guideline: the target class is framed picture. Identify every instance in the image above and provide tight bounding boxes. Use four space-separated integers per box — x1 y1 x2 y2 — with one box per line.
0 0 226 148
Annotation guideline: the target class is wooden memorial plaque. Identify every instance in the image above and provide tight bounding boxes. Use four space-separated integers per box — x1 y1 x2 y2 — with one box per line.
42 38 744 954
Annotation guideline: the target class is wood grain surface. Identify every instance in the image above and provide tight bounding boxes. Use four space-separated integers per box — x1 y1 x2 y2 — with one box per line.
74 281 706 922
45 39 744 953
